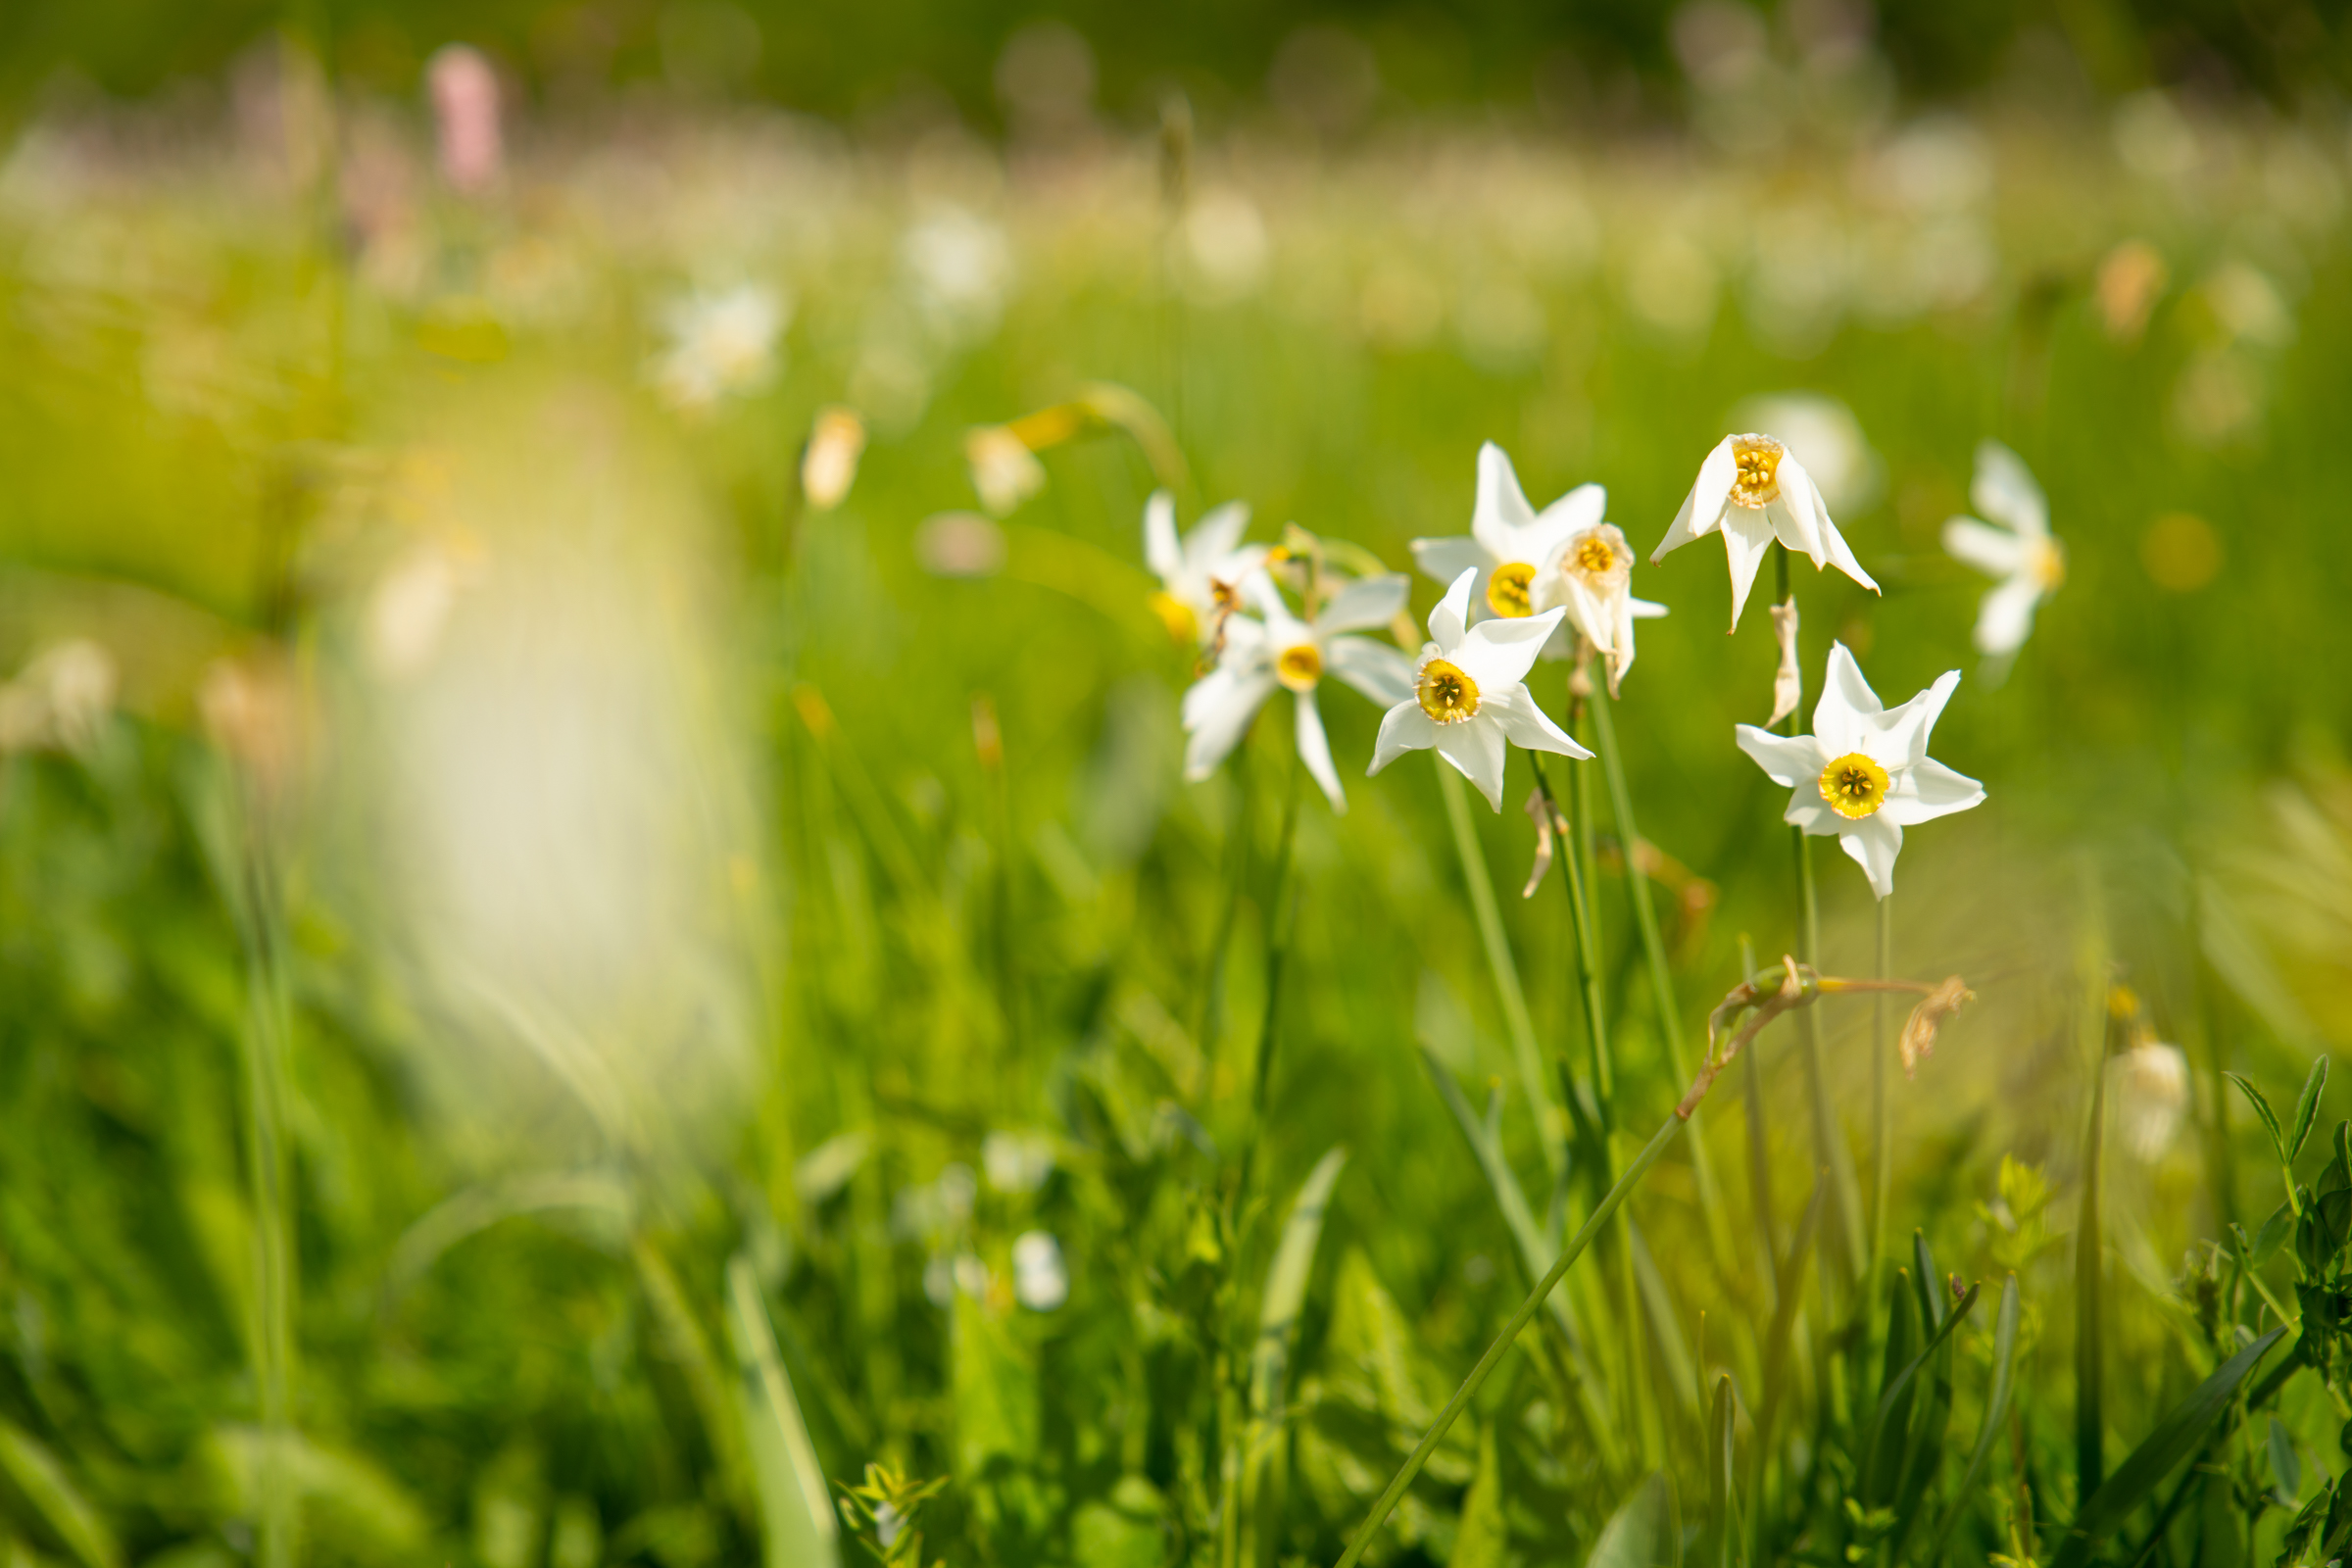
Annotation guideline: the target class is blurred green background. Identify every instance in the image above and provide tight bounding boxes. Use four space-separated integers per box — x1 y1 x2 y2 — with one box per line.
2 2 2352 1566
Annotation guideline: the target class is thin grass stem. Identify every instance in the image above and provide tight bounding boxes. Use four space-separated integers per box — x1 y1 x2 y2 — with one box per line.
1872 894 1891 1276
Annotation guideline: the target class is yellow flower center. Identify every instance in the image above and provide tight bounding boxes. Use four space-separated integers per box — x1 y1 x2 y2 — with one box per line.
1276 642 1323 692
1416 659 1480 724
1486 562 1537 617
1149 591 1199 643
2030 538 2067 590
1730 435 1785 510
1571 534 1618 578
1818 752 1890 818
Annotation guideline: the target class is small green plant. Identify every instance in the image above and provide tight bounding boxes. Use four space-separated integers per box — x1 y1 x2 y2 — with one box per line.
836 1462 950 1568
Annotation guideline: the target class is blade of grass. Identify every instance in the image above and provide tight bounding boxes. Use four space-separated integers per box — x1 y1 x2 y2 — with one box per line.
1330 1112 1684 1568
2077 863 2110 1503
1588 1472 1680 1568
1706 1376 1738 1568
724 1255 841 1568
1926 1273 2021 1565
1244 1146 1348 1568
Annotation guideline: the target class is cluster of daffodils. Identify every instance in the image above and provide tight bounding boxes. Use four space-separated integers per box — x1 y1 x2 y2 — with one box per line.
1152 419 2062 904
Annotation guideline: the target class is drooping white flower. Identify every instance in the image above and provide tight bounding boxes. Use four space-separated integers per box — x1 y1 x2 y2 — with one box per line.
1409 442 1606 660
1367 567 1592 811
1652 433 1881 630
648 283 787 413
1942 441 2064 658
1011 1231 1068 1311
1533 520 1668 697
802 406 866 512
965 425 1047 515
1734 644 1983 900
1144 490 1268 645
1182 571 1413 811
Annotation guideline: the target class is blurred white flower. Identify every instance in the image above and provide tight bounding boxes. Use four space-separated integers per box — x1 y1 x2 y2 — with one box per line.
1652 433 1880 631
1730 394 1881 514
649 283 787 413
1532 521 1667 698
2111 1042 2190 1161
0 640 118 755
1942 441 2063 659
1143 490 1267 646
426 45 502 195
801 406 865 512
1011 1231 1068 1311
965 425 1046 515
368 536 488 679
1410 441 1606 662
982 1130 1055 1194
914 512 1006 578
1181 188 1270 303
1183 571 1414 811
903 206 1012 337
1735 644 1982 900
1367 567 1591 811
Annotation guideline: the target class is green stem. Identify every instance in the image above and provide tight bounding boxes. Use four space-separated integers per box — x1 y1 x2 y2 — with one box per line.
1249 763 1304 1134
1591 682 1736 1278
1331 1113 1686 1568
1531 751 1613 1128
1435 759 1568 1182
1872 895 1891 1277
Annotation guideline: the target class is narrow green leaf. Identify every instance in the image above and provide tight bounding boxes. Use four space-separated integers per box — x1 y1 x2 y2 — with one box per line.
1861 1282 1981 1508
2291 1058 2330 1163
1448 1427 1508 1568
1912 1230 1947 1330
0 1419 120 1568
2251 1201 2293 1269
1587 1472 1680 1568
1863 1273 1921 1505
2051 1325 2289 1568
1246 1147 1348 1568
1706 1377 1738 1568
724 1255 840 1568
2228 1072 2287 1166
1926 1274 2022 1564
2078 1055 2108 1500
2271 1415 2303 1503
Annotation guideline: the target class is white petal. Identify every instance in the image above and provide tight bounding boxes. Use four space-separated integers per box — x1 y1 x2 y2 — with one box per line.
1317 573 1409 635
1629 597 1670 619
1294 692 1347 812
1241 571 1312 647
1430 567 1478 650
1485 687 1591 760
1189 501 1253 573
1736 724 1827 789
1369 701 1436 774
1454 608 1569 691
1864 669 1961 771
1881 756 1985 827
1837 812 1904 900
1410 534 1492 592
1472 442 1540 560
1766 461 1828 564
1785 795 1844 836
1653 437 1737 563
1810 642 1883 759
1182 667 1277 780
1972 441 2047 538
1436 716 1508 809
1520 481 1608 564
1973 575 2042 656
1144 491 1182 581
1554 576 1613 654
1811 509 1881 595
1723 509 1775 632
1326 636 1415 707
1942 517 2029 577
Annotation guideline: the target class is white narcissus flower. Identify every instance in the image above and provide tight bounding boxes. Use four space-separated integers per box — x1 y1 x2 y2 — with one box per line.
1409 442 1605 660
1534 521 1668 697
1182 572 1414 811
649 283 787 413
1942 441 2064 658
1144 490 1268 645
1368 567 1592 810
1734 643 1984 900
2110 1042 2189 1161
1652 433 1881 630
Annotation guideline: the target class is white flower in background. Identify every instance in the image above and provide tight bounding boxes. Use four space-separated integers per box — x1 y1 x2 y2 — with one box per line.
1409 442 1605 659
649 283 787 413
1367 567 1592 811
1183 571 1414 811
2110 1042 2190 1160
1735 643 1983 900
1533 521 1668 698
982 1130 1055 1194
0 640 118 755
1730 394 1881 514
1143 490 1267 645
964 425 1047 515
1011 1231 1068 1311
801 406 866 512
1942 441 2063 659
1652 433 1880 630
904 205 1012 338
